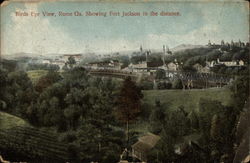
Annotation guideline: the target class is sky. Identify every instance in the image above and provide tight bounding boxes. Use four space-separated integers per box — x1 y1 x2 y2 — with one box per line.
1 1 249 55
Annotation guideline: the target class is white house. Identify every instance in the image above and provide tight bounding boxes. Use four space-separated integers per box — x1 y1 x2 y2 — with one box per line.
166 62 178 71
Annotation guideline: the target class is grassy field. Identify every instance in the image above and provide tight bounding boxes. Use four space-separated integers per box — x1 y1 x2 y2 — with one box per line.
27 70 48 83
142 87 232 112
131 88 233 135
0 111 30 130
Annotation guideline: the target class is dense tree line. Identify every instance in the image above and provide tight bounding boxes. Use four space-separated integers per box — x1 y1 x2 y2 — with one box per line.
0 64 130 162
27 63 60 71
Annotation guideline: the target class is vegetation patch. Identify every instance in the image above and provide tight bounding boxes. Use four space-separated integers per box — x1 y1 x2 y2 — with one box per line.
27 70 48 83
142 88 232 112
0 111 30 130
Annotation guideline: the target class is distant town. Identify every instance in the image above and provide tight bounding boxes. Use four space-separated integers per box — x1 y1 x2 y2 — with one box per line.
2 40 248 89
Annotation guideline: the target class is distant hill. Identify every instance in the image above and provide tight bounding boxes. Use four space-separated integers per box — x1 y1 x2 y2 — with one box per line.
171 44 206 52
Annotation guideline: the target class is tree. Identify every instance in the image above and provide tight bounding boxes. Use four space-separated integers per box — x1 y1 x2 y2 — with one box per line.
115 77 143 148
210 114 222 141
173 79 183 89
155 69 166 79
149 100 165 134
0 68 8 110
35 71 62 93
187 110 199 130
67 56 76 69
64 105 81 130
230 75 249 113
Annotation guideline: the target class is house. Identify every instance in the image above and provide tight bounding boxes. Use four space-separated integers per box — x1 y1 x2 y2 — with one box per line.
62 54 82 63
193 63 210 73
239 60 244 66
128 61 148 72
217 58 237 66
42 59 51 64
50 60 65 69
207 59 245 68
131 133 160 162
88 60 122 70
217 58 245 67
206 61 216 68
109 60 122 69
166 62 178 71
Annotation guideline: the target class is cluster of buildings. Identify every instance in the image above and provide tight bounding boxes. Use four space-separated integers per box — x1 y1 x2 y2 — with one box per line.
127 45 176 74
86 59 122 70
119 133 160 163
207 58 245 68
208 39 249 49
126 42 246 75
40 54 82 69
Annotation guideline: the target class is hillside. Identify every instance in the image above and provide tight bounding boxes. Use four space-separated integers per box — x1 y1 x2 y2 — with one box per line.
142 87 232 112
0 111 30 130
0 112 74 162
171 44 206 52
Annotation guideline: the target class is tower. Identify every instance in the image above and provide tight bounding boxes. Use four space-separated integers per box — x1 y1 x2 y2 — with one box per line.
167 47 172 55
221 40 225 46
238 39 242 47
231 40 234 46
208 40 212 46
146 50 148 63
230 40 234 50
162 45 166 66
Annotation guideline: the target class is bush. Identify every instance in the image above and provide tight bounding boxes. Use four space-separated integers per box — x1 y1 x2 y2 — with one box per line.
172 79 183 89
157 81 172 90
165 82 172 89
155 69 166 79
140 81 154 90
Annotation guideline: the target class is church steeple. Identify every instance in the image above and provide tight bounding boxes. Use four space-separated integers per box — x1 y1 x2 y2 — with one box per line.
208 40 211 46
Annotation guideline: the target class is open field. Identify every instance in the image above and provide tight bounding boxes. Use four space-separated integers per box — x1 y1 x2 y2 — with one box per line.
131 87 233 135
142 87 232 112
27 70 48 83
0 111 30 130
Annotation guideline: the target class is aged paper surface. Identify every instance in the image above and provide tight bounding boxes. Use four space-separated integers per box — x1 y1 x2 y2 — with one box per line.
0 0 249 162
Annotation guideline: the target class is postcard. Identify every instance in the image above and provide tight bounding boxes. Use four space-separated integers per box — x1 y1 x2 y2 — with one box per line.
0 0 249 162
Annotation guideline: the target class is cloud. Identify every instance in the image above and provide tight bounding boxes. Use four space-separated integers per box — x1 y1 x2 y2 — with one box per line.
2 3 82 55
1 2 248 55
144 21 248 49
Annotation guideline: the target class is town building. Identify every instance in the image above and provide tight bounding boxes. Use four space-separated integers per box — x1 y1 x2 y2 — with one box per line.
193 63 210 73
42 59 51 64
62 54 82 63
206 58 245 68
50 60 65 69
166 62 178 71
87 60 122 70
217 58 244 67
131 133 160 162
